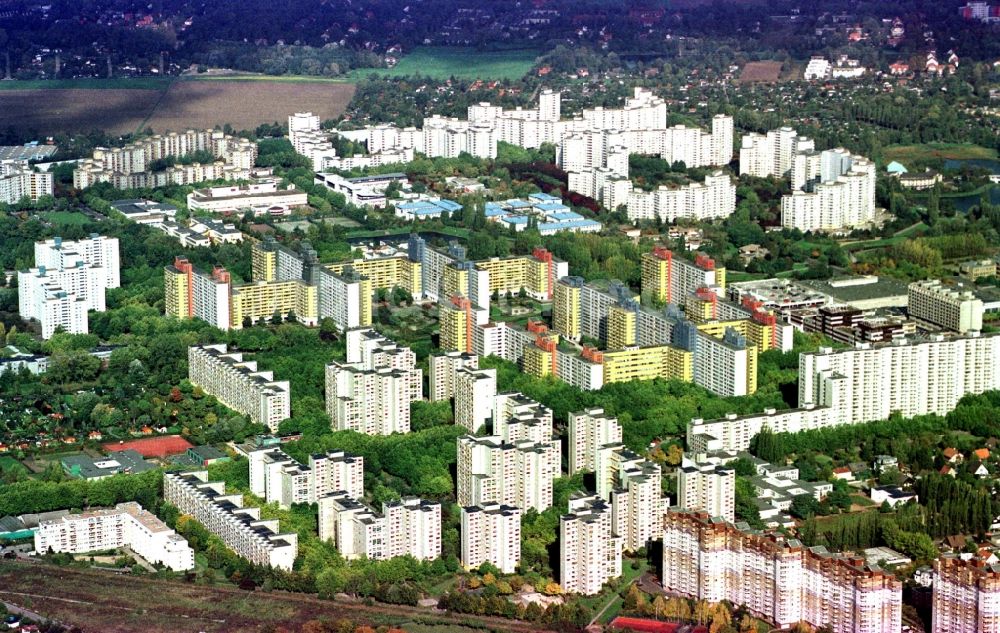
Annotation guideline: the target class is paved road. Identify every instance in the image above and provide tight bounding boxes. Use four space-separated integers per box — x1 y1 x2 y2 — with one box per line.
3 600 52 625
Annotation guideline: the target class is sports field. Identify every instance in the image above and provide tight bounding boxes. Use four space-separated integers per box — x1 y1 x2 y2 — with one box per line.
350 46 540 80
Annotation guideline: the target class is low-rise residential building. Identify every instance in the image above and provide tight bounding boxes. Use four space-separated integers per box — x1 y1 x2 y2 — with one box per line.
34 502 194 571
188 344 291 431
164 471 297 570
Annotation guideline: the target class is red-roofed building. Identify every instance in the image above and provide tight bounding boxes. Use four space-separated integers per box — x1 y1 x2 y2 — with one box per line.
974 448 990 461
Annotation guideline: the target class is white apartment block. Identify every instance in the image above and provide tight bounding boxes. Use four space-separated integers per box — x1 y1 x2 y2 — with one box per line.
325 328 422 435
290 112 417 170
493 392 555 445
740 131 877 232
317 492 441 561
460 504 521 574
662 511 901 632
428 351 479 401
568 408 623 474
248 446 364 509
188 344 291 431
908 280 984 333
740 127 811 179
164 471 298 570
676 454 736 522
455 367 498 432
597 445 667 552
625 171 736 223
932 555 1000 633
74 130 256 189
0 159 54 204
781 158 877 231
559 493 623 595
19 235 120 338
689 332 1000 453
799 333 1000 425
457 434 559 512
35 235 121 288
316 266 371 333
693 329 754 397
34 502 194 571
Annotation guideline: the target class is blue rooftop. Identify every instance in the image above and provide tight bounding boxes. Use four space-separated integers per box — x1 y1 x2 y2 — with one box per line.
529 192 561 202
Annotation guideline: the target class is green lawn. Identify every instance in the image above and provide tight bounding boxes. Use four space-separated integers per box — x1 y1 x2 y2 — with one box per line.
0 456 28 475
883 143 997 164
0 77 173 90
348 47 541 80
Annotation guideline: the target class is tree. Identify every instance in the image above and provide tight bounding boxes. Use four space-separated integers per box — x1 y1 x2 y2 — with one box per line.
790 494 821 519
270 310 283 325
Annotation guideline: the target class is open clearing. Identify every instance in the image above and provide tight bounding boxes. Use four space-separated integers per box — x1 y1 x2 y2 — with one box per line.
883 143 998 163
0 560 542 633
0 77 356 136
350 46 540 80
739 61 783 83
0 88 162 135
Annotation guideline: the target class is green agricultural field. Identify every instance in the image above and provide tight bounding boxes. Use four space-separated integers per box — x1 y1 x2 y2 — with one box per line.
349 46 541 80
883 143 997 164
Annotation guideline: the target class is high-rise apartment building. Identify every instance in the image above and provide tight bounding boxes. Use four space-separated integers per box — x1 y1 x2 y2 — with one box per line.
248 446 364 508
325 329 422 435
690 332 1000 453
676 454 736 521
568 408 623 474
596 445 667 552
457 433 559 512
933 555 1000 633
317 493 441 561
559 493 623 595
641 248 726 306
19 235 120 338
164 471 298 570
460 504 522 574
428 351 479 401
662 511 902 632
908 279 984 333
454 367 498 432
0 159 53 204
188 344 291 431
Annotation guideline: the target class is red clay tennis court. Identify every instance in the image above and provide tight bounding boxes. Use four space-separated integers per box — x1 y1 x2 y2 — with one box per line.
102 435 194 459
